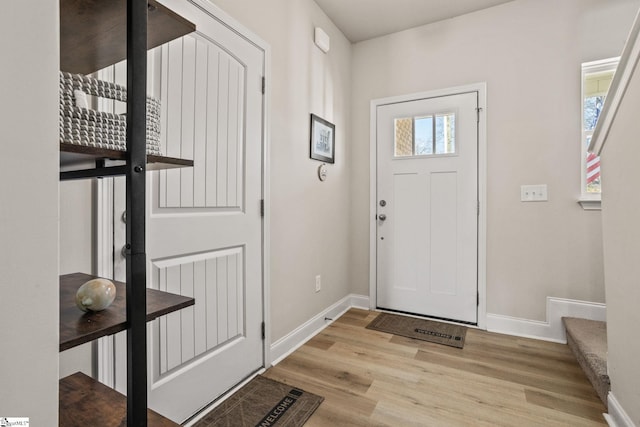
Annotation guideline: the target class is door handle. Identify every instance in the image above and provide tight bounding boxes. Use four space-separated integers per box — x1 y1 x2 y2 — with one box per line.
378 214 387 221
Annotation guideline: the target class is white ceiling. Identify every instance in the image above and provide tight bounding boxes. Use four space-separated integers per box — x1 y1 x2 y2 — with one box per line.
314 0 515 43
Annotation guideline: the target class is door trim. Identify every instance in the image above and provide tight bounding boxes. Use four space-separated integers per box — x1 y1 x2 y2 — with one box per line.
369 83 487 329
95 0 272 387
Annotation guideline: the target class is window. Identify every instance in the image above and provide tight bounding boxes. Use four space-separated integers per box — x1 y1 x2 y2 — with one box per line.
394 112 456 158
581 58 618 206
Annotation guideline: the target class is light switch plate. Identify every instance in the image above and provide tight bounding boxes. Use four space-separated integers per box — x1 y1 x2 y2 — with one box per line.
521 184 548 202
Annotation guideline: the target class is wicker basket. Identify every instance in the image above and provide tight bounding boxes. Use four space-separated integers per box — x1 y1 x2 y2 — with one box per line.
59 72 162 155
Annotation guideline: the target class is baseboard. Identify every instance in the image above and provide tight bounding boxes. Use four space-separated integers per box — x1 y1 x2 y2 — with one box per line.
348 294 371 310
269 294 370 365
605 392 638 427
486 297 606 343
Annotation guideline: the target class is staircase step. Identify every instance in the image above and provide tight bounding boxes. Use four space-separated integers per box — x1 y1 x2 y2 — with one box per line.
562 317 609 407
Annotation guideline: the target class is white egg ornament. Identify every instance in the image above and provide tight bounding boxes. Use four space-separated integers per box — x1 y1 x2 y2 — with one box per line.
76 278 116 312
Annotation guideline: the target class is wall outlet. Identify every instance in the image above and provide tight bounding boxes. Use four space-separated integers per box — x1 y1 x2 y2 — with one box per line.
315 275 321 293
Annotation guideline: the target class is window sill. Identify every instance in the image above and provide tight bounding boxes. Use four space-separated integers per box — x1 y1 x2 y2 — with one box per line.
578 198 602 211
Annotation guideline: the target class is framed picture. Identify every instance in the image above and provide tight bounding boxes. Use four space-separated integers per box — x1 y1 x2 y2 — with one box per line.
310 113 335 163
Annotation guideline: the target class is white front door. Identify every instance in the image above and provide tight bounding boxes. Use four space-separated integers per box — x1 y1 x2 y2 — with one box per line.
101 1 266 423
376 91 478 324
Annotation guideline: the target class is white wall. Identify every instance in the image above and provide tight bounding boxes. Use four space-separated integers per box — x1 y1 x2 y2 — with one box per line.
350 0 640 321
599 52 640 424
0 0 60 423
209 0 353 341
59 182 94 276
59 180 94 378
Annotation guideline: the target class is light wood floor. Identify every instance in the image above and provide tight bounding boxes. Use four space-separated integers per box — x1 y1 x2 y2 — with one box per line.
262 309 607 426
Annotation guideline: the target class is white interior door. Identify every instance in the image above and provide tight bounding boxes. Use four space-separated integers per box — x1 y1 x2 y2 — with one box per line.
101 1 265 423
376 92 478 324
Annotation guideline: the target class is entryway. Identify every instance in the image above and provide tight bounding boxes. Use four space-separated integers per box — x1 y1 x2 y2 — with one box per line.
370 85 486 326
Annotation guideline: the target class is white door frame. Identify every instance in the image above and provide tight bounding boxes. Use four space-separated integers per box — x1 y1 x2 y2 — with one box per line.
369 83 487 329
95 0 273 385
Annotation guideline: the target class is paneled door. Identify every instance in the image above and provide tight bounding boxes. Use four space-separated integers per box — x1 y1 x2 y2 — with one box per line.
102 0 265 423
376 92 478 324
145 1 265 422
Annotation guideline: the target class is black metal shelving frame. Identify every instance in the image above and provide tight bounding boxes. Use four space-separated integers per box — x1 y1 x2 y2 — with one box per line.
125 0 148 424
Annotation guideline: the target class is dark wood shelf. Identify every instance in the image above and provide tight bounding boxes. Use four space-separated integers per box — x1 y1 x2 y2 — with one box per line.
60 273 194 352
60 142 194 171
60 0 195 75
60 372 178 426
60 143 194 180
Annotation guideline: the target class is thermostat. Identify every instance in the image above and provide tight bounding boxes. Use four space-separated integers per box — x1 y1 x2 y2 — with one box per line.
318 164 327 181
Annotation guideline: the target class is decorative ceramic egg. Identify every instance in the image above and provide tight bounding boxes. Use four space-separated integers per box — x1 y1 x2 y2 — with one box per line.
76 278 116 312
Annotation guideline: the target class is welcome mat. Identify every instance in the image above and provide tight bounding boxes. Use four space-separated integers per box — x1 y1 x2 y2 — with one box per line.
366 312 467 349
193 376 323 427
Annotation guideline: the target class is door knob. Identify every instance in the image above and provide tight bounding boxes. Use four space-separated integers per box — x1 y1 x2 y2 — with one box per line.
378 214 387 221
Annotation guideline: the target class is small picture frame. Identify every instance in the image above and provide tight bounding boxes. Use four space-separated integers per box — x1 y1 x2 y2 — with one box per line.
310 113 335 163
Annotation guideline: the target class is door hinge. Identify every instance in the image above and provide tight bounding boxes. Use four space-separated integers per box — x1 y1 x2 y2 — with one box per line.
477 292 480 306
477 200 480 216
260 199 264 217
476 107 483 123
261 76 265 95
261 321 265 340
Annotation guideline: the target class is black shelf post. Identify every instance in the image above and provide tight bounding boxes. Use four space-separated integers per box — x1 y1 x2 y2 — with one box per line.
126 0 148 425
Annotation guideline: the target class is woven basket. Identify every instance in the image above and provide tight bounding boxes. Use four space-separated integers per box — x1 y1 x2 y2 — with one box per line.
59 72 162 155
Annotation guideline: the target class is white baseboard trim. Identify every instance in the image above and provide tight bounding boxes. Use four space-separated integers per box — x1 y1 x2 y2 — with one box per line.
348 294 371 310
605 392 638 427
269 294 370 365
486 297 606 343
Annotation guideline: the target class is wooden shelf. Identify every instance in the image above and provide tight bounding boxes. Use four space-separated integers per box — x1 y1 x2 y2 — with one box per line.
60 273 194 352
60 143 194 180
60 372 178 426
60 0 195 75
60 142 193 169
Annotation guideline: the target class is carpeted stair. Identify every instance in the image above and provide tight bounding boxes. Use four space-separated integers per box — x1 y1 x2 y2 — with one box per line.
562 317 609 407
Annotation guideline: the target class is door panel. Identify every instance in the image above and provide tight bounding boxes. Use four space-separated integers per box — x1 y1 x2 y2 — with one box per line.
149 247 245 378
376 92 478 324
157 34 245 211
430 171 458 296
393 173 425 292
